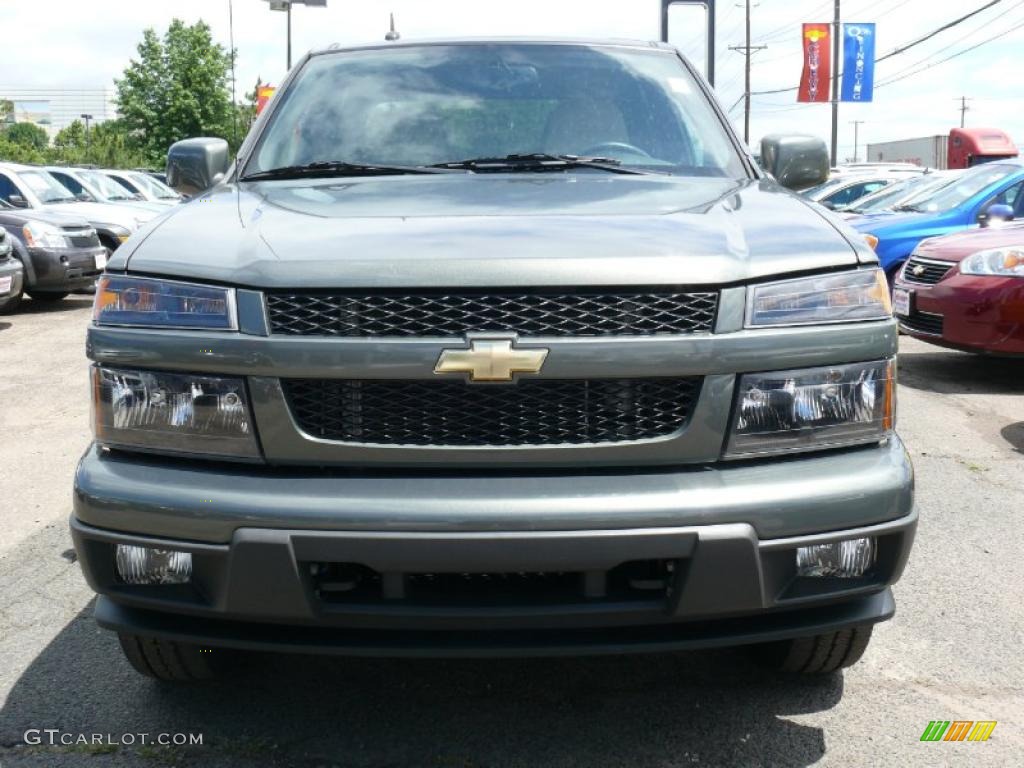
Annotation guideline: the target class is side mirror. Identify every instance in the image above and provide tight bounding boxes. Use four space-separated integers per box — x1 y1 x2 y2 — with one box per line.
978 203 1014 228
820 200 837 210
8 194 28 208
760 134 829 191
166 137 230 197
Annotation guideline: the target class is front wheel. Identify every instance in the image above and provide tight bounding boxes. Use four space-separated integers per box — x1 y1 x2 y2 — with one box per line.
750 624 874 674
118 633 221 681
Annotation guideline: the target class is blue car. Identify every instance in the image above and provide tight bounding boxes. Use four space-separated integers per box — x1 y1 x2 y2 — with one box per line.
850 160 1024 278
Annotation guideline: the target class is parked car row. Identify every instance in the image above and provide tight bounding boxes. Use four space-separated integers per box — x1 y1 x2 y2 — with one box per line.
0 162 180 312
799 160 1023 356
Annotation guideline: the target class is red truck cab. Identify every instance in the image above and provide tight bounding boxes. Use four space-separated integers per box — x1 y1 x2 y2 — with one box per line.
948 127 1019 169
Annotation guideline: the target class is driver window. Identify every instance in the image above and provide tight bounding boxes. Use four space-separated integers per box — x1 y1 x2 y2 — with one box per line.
0 173 17 204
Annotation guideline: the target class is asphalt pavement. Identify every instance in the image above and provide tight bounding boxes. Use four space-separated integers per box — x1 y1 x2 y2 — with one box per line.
0 297 1021 767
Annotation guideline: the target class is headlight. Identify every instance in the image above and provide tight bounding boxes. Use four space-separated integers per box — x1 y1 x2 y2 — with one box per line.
746 269 892 327
960 246 1024 277
92 366 260 460
94 275 237 330
725 359 895 458
22 221 69 249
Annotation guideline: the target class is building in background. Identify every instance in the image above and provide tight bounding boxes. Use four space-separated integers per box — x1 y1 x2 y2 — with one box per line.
0 87 118 138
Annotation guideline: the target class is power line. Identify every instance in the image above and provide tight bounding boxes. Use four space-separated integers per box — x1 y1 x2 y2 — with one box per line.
746 11 1024 116
750 0 1008 96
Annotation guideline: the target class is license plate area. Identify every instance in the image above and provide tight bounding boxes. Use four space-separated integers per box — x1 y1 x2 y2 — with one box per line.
893 287 912 317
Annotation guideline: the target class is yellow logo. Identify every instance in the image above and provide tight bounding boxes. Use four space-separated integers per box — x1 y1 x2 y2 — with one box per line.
434 338 548 382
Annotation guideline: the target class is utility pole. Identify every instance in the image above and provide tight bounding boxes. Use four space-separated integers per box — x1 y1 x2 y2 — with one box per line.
956 96 972 128
830 0 840 167
286 3 292 70
728 0 766 145
80 113 93 163
229 0 238 146
849 120 864 162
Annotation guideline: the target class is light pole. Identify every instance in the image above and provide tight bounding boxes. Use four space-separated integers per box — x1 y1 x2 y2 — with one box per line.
262 0 327 71
849 120 864 162
80 113 93 163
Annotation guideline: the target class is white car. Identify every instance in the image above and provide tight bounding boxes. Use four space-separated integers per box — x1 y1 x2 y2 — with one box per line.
802 170 926 210
0 162 159 252
103 169 181 206
46 167 168 215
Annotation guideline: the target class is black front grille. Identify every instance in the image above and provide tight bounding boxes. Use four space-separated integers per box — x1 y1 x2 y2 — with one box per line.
311 560 675 607
283 377 702 446
900 310 944 336
266 290 719 337
64 230 100 249
902 256 955 286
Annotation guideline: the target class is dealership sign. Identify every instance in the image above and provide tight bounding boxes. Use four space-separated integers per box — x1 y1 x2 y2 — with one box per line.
841 23 876 102
797 24 831 103
798 22 876 103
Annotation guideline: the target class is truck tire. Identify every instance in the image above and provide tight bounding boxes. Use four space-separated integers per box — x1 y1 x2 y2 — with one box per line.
26 290 69 302
117 633 218 681
751 624 874 674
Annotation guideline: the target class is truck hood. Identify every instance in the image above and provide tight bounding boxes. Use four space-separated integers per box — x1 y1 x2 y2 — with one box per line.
120 174 871 288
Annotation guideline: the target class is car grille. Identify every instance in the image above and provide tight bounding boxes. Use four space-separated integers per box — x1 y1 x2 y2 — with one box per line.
899 310 944 336
901 256 955 286
63 229 100 249
282 377 702 446
265 289 719 337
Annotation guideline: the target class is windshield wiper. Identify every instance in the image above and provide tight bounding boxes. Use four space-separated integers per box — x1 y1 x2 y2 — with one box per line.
430 153 659 175
241 160 463 181
893 203 923 212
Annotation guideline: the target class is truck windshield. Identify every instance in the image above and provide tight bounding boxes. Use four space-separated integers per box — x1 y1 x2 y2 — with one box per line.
248 43 744 178
907 164 1016 212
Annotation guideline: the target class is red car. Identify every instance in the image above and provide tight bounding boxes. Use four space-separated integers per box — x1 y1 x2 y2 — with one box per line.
893 221 1024 355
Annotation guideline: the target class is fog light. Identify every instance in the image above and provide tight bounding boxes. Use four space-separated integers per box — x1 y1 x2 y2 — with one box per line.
115 544 192 585
796 537 875 578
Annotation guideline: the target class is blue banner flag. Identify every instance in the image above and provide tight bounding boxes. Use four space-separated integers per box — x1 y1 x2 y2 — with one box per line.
841 23 876 102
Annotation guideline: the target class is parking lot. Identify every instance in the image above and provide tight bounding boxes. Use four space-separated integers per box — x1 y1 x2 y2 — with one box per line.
0 297 1022 767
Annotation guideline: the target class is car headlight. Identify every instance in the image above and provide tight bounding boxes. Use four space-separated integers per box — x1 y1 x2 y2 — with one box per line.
94 275 237 330
960 246 1024 277
746 269 892 327
725 359 895 458
22 221 69 249
92 366 260 460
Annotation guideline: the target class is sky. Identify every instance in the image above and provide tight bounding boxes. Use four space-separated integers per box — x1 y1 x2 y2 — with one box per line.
2 0 1023 159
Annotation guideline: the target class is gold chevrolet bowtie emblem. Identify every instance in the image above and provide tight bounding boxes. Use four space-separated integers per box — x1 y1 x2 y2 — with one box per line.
434 338 549 382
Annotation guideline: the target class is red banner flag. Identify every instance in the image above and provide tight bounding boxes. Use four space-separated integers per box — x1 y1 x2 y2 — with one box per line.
798 24 831 103
256 86 276 115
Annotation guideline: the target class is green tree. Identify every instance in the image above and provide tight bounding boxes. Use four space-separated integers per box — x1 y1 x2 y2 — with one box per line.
3 122 49 151
116 19 233 165
49 119 149 169
0 137 46 164
0 100 13 123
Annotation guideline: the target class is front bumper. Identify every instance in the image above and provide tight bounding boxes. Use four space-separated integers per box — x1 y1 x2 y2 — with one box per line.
0 258 23 307
72 439 916 654
26 246 105 291
895 272 1024 356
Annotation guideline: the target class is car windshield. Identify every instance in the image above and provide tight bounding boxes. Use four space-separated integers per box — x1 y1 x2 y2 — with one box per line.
248 43 745 177
909 164 1017 212
20 171 78 204
129 172 179 199
81 170 134 201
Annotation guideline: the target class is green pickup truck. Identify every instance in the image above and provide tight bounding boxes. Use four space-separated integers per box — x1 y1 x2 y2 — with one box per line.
72 38 915 681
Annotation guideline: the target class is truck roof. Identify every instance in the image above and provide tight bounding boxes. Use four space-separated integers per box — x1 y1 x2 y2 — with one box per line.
311 37 677 57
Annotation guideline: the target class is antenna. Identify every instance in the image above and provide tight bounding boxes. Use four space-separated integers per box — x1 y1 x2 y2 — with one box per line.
385 13 400 41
